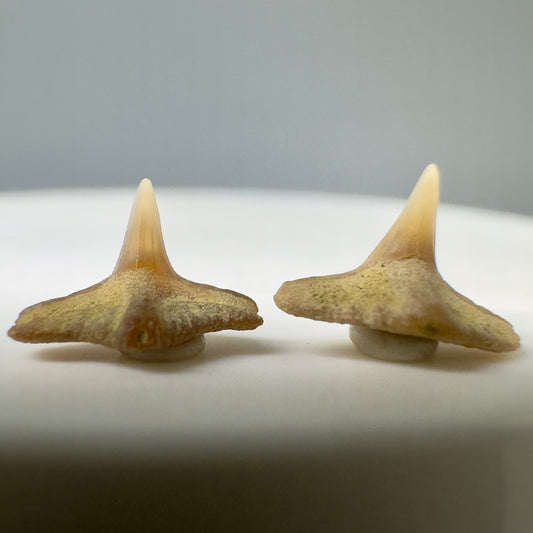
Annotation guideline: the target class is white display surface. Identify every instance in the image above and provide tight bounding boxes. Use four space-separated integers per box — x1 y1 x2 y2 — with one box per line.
1 188 532 532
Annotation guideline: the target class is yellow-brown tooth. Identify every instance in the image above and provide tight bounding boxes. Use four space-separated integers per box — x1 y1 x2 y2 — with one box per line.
9 179 263 361
274 164 519 361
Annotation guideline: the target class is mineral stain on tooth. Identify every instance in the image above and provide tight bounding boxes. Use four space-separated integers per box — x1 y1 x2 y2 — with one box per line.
8 179 263 361
274 164 520 362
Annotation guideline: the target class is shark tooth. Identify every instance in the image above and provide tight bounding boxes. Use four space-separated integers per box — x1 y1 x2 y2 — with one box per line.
274 164 520 361
9 179 263 361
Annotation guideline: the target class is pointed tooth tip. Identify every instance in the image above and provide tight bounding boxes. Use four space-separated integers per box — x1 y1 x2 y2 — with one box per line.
137 178 154 192
134 178 156 204
420 163 440 183
406 163 440 203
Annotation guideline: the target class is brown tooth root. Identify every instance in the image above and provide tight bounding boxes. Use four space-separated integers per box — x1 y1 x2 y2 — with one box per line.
274 164 520 362
8 178 263 361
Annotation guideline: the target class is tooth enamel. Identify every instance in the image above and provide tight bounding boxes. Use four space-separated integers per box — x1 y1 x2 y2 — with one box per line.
364 163 439 266
113 178 175 275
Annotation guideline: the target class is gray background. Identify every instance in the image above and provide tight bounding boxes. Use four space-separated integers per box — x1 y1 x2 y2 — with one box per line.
1 0 532 215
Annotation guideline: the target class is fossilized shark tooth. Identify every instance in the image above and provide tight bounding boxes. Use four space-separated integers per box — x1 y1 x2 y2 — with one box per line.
9 179 263 361
274 164 520 361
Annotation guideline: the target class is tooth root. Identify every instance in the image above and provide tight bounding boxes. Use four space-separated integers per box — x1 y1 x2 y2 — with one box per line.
113 178 175 275
366 163 439 266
